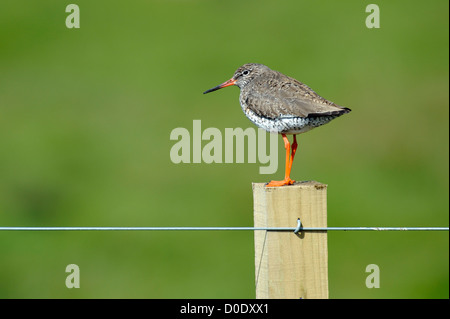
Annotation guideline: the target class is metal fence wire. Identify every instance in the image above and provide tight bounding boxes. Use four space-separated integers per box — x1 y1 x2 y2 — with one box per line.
0 226 448 232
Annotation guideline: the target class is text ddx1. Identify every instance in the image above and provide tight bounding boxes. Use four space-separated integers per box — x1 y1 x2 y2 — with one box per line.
180 303 268 316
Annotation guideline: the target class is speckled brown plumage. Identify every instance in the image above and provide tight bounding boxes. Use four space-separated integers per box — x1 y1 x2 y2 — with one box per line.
204 63 350 134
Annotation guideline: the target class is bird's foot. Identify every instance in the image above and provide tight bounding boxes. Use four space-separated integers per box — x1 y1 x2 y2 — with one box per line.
265 178 295 187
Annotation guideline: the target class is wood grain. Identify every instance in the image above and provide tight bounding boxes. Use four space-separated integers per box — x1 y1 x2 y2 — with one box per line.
253 181 328 299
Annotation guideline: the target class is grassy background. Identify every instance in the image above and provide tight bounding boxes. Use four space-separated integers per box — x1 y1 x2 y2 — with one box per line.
0 0 448 298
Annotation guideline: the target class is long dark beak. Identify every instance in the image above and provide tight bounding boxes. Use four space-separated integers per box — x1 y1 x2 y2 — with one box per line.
203 78 236 94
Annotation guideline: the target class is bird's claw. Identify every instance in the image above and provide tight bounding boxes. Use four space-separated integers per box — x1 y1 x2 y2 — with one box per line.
265 178 295 187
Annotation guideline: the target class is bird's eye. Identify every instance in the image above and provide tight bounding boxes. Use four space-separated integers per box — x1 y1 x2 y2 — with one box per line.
242 70 250 76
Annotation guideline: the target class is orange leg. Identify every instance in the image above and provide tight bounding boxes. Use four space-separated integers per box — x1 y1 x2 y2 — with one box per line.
290 135 298 172
266 134 297 187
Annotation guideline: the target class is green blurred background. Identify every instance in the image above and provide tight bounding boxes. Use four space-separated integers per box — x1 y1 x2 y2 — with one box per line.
0 0 448 298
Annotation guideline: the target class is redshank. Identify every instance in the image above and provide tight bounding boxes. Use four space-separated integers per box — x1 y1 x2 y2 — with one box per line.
203 63 351 187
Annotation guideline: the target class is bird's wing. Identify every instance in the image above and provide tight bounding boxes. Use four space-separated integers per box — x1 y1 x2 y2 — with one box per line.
245 72 350 119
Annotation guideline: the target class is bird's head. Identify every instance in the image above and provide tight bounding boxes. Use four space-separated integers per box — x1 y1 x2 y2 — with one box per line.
203 63 270 94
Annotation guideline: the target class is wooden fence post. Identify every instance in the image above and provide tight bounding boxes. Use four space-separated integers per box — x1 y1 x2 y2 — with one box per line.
253 181 328 299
